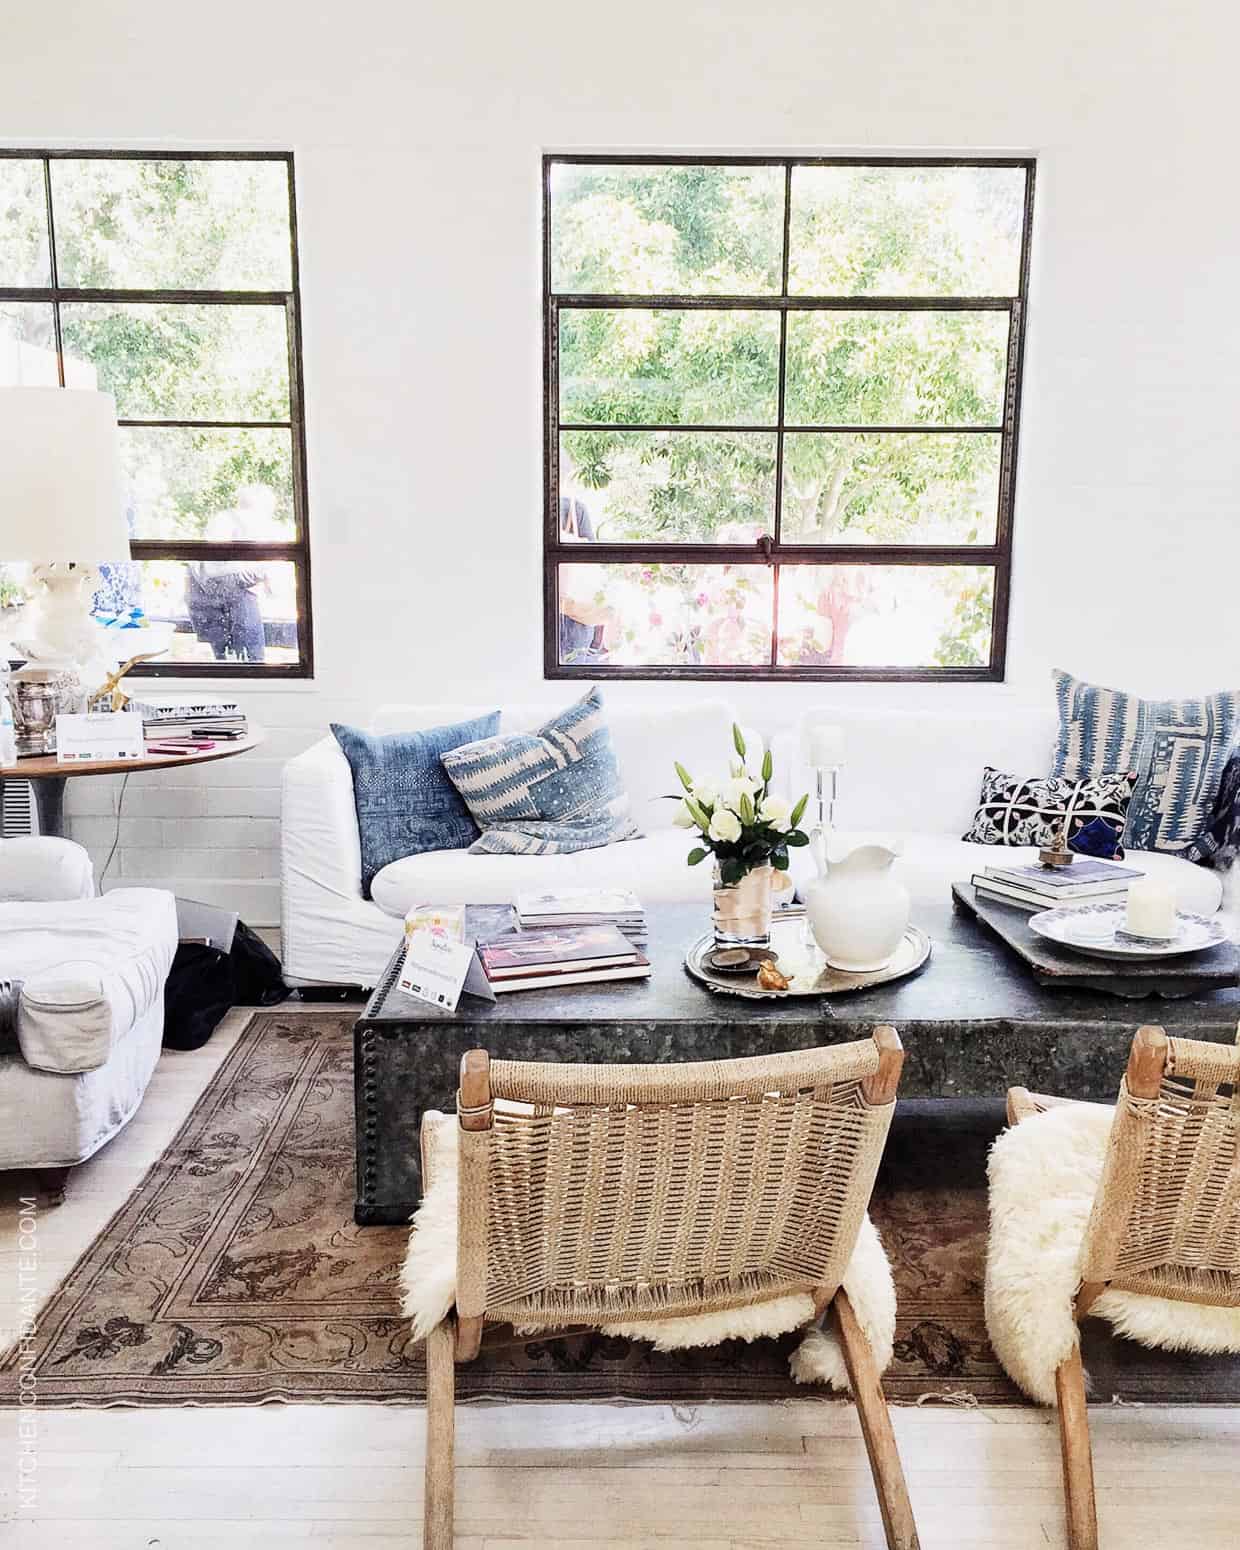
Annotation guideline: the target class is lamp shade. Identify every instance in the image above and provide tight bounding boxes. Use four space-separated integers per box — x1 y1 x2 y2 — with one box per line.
0 388 129 562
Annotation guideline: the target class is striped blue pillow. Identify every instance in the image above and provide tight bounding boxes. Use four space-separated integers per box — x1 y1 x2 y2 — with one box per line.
1051 669 1240 855
439 687 641 856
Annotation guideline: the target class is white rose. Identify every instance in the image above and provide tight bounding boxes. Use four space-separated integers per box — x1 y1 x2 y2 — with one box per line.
672 800 697 828
708 808 742 843
692 778 719 806
759 795 790 830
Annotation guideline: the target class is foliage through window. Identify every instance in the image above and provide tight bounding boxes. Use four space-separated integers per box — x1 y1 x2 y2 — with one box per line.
544 156 1034 680
0 151 311 675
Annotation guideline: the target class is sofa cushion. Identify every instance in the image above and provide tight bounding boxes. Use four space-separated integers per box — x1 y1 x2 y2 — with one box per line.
370 829 710 917
332 711 500 898
961 765 1137 850
0 836 94 902
1052 668 1240 856
790 832 1224 917
440 687 642 856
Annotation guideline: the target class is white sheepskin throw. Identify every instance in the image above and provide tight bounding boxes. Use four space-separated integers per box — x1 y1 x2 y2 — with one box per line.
401 1116 897 1391
985 1101 1240 1406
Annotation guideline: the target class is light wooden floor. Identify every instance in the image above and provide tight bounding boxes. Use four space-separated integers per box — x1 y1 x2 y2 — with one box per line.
2 1004 1239 1549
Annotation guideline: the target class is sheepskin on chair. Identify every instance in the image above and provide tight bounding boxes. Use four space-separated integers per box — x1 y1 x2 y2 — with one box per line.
985 1102 1240 1406
401 1111 897 1391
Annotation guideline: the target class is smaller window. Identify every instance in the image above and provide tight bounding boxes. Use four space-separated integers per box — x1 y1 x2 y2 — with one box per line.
0 151 312 676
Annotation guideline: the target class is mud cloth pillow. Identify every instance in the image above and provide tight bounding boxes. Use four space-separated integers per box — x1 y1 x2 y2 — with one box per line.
332 711 501 897
1051 669 1240 855
962 766 1138 850
439 686 641 856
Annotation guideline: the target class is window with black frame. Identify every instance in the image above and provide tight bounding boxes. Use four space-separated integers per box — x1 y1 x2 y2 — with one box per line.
544 156 1034 681
0 151 312 676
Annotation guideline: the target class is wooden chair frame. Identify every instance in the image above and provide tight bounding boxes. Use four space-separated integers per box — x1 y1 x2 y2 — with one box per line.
1006 1023 1239 1550
421 1028 919 1550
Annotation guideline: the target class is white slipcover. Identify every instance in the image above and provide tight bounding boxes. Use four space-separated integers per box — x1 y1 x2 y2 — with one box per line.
0 835 95 902
0 888 177 1170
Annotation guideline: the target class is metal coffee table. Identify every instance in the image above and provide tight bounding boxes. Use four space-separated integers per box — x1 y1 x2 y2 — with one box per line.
352 896 1240 1224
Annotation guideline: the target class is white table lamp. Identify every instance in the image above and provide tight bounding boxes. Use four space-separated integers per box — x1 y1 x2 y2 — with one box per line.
0 387 130 673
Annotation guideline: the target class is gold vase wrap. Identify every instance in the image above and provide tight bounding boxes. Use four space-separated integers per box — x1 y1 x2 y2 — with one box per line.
712 863 775 945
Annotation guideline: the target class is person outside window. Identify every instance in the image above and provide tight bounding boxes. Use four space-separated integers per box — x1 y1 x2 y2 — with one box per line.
557 493 615 664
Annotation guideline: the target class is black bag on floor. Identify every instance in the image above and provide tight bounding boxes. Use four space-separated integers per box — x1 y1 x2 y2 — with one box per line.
163 921 290 1051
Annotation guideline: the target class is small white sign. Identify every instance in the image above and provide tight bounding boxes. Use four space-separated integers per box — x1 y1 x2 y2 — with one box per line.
399 929 494 1012
55 711 145 765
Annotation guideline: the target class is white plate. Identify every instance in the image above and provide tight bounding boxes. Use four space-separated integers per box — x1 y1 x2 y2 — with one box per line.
1029 903 1228 961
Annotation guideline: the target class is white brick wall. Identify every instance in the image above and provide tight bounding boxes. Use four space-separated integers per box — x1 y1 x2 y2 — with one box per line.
62 687 347 927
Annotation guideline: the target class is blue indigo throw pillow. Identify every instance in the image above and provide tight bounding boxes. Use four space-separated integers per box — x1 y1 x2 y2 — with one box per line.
439 686 641 856
332 712 501 897
1051 669 1240 855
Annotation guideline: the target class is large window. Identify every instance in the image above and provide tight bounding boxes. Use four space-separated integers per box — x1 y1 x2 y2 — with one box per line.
0 150 311 676
544 156 1034 681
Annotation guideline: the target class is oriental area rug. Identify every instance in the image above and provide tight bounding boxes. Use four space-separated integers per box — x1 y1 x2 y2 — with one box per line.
3 1010 1237 1407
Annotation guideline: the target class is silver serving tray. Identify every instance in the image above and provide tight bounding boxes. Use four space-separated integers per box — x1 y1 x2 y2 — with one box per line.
1029 903 1228 962
685 918 931 999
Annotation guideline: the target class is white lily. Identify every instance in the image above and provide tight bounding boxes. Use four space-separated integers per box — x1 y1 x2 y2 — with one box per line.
759 795 790 830
708 807 742 843
672 800 697 829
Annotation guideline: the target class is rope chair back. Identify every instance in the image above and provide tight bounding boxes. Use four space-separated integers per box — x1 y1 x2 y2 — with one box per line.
454 1034 901 1330
1082 1027 1240 1306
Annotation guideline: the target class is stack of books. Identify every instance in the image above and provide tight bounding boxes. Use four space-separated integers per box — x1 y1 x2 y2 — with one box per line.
515 888 647 945
478 924 651 993
128 694 249 747
971 858 1144 911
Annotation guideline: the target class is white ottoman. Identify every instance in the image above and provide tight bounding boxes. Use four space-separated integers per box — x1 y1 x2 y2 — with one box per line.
0 889 178 1197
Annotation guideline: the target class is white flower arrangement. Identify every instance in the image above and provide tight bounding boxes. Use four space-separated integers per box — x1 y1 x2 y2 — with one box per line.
671 723 811 886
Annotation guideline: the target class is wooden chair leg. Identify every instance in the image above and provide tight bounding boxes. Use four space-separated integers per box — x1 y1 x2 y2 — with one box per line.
832 1289 920 1550
1055 1346 1098 1550
424 1320 456 1550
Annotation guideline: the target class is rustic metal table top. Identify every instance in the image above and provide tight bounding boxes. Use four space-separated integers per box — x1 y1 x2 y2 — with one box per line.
362 896 1240 1035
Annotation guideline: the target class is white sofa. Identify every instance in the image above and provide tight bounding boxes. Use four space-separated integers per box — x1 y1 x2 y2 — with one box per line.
0 838 177 1194
281 699 755 987
770 703 1225 917
281 697 1226 988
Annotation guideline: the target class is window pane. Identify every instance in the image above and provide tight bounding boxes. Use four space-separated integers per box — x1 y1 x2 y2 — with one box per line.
0 159 51 286
780 432 1000 545
60 303 290 420
50 158 292 290
561 430 775 543
560 308 779 426
0 302 58 385
550 163 784 296
785 310 1008 427
133 558 301 666
776 564 994 668
789 165 1026 297
557 563 773 667
119 427 295 540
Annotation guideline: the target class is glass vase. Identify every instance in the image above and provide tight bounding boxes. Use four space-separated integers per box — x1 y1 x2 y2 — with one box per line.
712 862 775 949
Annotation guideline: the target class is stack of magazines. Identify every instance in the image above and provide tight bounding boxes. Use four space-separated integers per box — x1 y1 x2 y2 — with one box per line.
971 858 1144 911
128 694 249 747
479 924 651 993
516 887 647 944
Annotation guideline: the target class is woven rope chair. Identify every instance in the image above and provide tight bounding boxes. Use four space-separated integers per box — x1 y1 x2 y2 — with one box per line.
418 1028 918 1550
1000 1025 1240 1550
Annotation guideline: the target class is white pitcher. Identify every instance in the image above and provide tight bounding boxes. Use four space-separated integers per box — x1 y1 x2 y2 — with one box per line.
804 840 910 972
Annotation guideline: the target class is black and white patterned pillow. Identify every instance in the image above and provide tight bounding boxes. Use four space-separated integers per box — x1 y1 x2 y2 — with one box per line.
962 767 1138 849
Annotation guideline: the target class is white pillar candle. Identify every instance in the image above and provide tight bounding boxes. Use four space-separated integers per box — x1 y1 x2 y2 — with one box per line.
1125 877 1177 940
802 722 845 769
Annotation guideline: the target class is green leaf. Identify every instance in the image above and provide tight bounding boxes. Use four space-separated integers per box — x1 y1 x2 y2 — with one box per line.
684 796 712 830
761 748 773 783
772 852 790 871
719 858 745 886
785 831 810 847
732 723 747 760
687 847 709 866
789 792 809 829
673 761 694 792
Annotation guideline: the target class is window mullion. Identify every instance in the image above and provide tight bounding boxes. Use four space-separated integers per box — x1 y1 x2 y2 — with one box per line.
41 157 64 387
